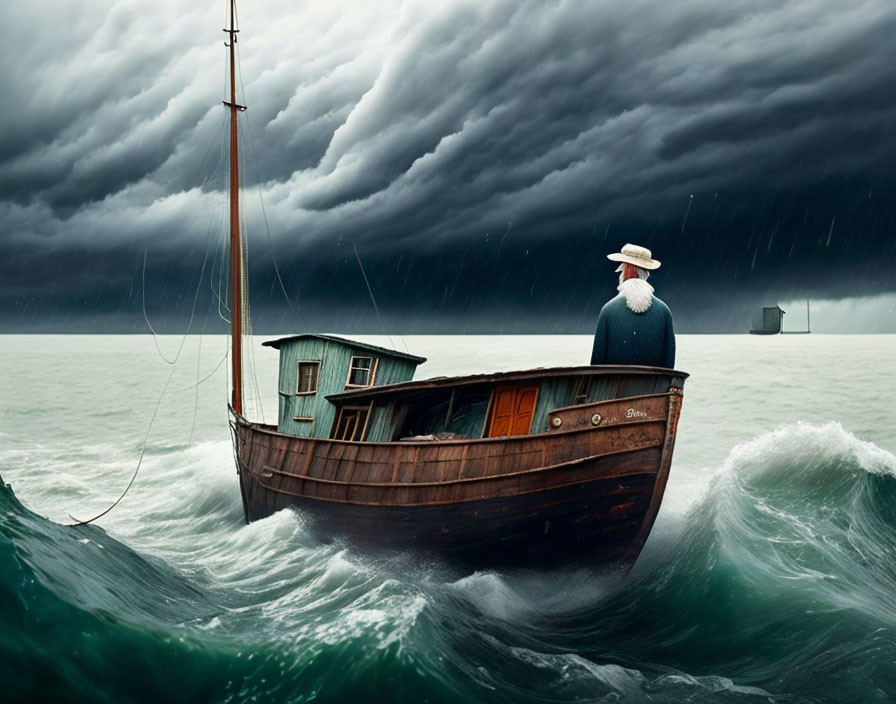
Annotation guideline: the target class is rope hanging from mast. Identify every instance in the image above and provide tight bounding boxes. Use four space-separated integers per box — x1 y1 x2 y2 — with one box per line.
67 0 250 528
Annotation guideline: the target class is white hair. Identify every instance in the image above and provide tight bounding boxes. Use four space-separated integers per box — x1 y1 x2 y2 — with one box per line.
617 265 650 287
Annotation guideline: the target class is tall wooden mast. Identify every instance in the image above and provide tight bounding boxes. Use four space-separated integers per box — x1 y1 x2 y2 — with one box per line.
225 0 245 414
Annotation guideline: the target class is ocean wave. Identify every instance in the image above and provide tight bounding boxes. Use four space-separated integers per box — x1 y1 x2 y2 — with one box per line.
429 423 896 701
2 421 896 702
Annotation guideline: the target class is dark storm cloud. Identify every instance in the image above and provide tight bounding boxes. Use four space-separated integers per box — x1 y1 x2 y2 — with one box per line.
2 0 895 332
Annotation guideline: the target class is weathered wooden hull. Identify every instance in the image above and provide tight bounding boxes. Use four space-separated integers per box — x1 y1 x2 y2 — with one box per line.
232 389 683 569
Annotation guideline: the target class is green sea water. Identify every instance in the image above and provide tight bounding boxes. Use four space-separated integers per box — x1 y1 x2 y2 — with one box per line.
1 334 895 703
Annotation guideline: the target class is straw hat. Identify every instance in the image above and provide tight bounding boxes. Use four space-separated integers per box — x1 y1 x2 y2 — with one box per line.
607 243 661 270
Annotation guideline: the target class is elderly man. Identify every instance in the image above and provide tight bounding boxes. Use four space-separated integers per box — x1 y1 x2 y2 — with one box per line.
590 244 676 369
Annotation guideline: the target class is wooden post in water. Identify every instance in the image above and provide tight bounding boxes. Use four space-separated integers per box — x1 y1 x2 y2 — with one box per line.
225 0 245 415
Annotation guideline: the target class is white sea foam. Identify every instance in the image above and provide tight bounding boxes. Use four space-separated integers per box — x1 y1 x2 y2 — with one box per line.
280 582 428 653
722 420 896 481
644 673 773 699
450 571 535 620
508 647 779 701
450 567 626 622
511 647 647 696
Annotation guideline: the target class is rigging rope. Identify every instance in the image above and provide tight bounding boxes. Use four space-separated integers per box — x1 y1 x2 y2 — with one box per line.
177 344 229 393
213 223 231 322
142 250 177 365
143 117 226 364
189 294 216 441
69 224 215 527
236 41 305 330
70 0 263 526
354 242 396 349
67 356 178 528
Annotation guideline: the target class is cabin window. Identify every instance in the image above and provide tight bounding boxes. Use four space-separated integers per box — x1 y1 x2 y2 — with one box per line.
346 356 377 387
332 405 371 441
296 361 321 394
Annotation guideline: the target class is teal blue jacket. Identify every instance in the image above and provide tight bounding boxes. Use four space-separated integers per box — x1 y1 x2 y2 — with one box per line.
590 295 676 369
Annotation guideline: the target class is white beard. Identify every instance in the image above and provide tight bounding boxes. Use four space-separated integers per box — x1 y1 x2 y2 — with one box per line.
617 278 654 313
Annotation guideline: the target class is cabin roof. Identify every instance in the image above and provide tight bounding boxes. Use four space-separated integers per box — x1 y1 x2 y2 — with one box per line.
261 333 426 364
326 364 687 403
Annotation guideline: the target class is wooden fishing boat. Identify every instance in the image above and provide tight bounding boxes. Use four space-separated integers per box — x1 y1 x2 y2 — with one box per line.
231 354 686 568
221 2 687 568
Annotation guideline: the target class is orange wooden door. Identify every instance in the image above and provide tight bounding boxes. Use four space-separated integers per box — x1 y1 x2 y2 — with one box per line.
488 385 539 437
510 386 539 435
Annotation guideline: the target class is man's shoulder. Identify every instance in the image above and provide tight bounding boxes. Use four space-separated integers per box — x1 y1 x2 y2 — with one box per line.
599 295 627 314
652 296 672 315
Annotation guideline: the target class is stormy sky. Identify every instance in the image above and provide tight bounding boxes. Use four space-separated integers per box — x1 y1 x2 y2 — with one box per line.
2 0 895 333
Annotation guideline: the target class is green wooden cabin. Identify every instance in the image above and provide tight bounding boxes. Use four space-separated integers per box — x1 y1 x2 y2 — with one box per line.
262 334 426 439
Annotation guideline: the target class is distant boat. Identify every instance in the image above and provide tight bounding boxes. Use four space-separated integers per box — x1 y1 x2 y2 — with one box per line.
220 0 687 569
750 305 785 335
749 301 811 335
